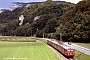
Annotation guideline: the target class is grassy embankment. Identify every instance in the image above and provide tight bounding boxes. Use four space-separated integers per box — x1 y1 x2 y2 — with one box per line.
74 43 90 60
0 36 61 60
74 50 90 60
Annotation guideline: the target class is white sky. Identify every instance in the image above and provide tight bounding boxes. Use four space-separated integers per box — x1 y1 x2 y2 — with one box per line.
60 0 82 4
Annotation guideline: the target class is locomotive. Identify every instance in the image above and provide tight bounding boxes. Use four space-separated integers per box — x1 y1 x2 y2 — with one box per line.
47 39 75 57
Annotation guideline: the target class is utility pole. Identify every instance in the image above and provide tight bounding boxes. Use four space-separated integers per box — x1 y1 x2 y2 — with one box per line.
31 30 32 37
50 33 53 40
43 33 44 38
60 33 62 41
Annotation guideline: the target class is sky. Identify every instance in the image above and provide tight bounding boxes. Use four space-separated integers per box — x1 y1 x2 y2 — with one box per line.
0 0 82 9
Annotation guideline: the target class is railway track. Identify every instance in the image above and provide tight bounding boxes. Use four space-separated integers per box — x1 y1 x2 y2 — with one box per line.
37 38 75 60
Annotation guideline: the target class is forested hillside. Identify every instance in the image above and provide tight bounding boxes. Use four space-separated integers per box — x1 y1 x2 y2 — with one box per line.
0 0 90 42
57 0 90 42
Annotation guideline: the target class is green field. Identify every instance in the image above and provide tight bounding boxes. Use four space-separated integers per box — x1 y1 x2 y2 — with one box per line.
0 37 61 60
1 36 90 60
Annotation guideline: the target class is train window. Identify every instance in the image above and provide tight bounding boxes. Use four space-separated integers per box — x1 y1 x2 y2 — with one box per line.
68 50 70 52
71 50 74 52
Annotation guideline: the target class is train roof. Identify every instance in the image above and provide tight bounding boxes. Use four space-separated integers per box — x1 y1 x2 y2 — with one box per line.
48 39 74 49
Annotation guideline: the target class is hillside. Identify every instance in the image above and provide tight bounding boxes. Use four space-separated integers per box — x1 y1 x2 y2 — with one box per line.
2 0 90 43
0 1 74 37
57 0 90 42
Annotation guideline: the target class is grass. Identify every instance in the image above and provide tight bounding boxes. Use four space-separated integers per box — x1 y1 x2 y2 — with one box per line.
73 42 90 60
74 50 90 60
1 36 90 60
0 36 61 60
74 43 90 49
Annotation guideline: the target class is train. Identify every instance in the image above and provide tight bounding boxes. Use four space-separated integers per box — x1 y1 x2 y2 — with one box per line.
47 39 75 57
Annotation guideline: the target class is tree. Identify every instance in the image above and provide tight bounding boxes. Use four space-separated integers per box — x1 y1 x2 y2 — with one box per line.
0 1 74 37
46 18 57 33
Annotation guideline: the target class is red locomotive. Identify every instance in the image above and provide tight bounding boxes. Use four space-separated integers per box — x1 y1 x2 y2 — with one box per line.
47 39 75 57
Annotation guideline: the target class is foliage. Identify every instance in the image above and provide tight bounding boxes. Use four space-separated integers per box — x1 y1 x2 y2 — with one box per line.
56 0 90 42
0 1 76 41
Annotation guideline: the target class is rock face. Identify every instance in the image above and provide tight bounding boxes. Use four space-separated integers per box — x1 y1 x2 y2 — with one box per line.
19 14 24 26
10 2 42 11
0 9 7 13
10 1 67 11
34 16 41 21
